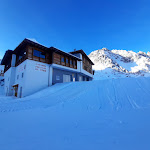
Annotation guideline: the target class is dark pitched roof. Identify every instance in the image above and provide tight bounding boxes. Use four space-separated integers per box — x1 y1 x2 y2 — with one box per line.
70 50 94 65
1 50 13 65
14 38 48 54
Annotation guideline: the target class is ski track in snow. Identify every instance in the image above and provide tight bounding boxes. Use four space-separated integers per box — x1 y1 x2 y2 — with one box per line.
1 78 150 150
112 79 120 111
0 82 91 112
135 79 150 95
0 77 150 112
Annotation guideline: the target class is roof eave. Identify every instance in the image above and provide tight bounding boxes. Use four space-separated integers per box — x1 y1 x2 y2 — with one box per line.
49 47 82 61
14 38 48 54
70 50 94 65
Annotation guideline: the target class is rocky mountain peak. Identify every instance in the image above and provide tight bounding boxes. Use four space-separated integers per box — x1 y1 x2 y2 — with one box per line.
88 48 150 79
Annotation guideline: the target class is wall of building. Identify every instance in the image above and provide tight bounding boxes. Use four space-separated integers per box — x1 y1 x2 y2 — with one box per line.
22 59 50 97
77 73 92 82
52 67 92 84
26 46 51 64
4 67 16 96
14 60 27 97
76 54 82 73
53 52 77 69
52 68 77 84
5 59 52 98
82 55 92 74
72 52 93 78
81 68 93 78
71 52 93 74
4 54 93 98
75 53 93 78
0 76 4 88
0 65 5 76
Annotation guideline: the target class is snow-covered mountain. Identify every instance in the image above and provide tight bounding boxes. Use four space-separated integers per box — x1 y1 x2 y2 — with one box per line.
89 48 150 79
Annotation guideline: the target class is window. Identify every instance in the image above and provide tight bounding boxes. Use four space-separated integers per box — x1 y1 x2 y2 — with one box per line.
22 73 24 78
56 76 60 80
33 50 45 59
73 61 76 66
19 56 22 60
70 60 72 65
66 58 69 64
61 57 64 62
24 65 26 69
34 50 40 57
40 52 45 59
17 75 19 80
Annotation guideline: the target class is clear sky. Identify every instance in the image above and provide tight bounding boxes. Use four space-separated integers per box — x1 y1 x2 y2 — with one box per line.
0 0 150 59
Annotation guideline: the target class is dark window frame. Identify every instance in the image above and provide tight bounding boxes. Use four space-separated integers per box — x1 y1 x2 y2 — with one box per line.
66 58 69 64
61 57 65 62
40 52 46 59
70 60 72 65
33 50 46 59
33 50 40 57
73 60 76 66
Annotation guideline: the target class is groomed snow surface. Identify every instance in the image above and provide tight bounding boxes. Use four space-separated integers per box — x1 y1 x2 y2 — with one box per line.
1 77 150 150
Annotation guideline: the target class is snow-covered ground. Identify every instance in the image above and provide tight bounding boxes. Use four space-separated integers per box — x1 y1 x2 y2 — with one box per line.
0 77 150 150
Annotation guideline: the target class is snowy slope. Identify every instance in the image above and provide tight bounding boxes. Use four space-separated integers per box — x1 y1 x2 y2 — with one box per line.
89 48 150 79
0 78 150 111
0 78 150 150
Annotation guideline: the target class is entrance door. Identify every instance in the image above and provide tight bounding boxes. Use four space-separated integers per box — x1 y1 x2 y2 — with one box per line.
14 85 18 97
63 74 71 83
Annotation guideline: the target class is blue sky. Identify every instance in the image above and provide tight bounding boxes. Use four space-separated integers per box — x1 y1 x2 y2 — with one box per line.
0 0 150 59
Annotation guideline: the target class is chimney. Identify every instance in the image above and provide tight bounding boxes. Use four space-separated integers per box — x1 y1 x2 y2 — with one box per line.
11 54 16 67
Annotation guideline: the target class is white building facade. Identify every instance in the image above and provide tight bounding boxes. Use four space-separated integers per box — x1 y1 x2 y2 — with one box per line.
1 39 94 98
